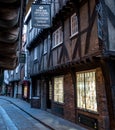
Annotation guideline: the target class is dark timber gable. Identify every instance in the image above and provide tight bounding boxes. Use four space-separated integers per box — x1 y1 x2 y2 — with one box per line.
25 0 115 129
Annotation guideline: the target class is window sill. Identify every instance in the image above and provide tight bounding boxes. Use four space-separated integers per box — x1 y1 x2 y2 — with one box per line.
76 107 99 115
34 58 37 61
43 52 47 55
33 59 38 63
53 101 64 105
70 32 78 39
52 42 63 50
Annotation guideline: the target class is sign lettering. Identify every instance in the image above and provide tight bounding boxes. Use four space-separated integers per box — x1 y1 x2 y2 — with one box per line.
31 4 51 28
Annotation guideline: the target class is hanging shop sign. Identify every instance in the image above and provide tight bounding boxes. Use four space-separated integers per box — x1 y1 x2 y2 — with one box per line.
31 4 51 28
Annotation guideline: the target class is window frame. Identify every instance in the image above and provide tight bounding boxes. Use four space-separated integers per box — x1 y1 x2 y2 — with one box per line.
76 69 98 113
54 76 64 104
52 27 63 48
70 13 78 37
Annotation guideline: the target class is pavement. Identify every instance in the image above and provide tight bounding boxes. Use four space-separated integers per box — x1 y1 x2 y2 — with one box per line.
0 96 87 130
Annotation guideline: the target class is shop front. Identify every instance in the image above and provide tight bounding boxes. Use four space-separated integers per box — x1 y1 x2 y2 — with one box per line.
49 65 110 130
75 68 109 130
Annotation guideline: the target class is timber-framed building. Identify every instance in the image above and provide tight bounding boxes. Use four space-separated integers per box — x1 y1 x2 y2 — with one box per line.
24 0 115 129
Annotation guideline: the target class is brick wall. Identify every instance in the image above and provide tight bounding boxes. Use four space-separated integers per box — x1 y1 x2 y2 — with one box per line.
96 68 110 130
63 73 76 122
51 67 110 129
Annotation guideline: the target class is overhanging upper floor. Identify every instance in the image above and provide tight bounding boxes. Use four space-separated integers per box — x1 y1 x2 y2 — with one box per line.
0 0 25 70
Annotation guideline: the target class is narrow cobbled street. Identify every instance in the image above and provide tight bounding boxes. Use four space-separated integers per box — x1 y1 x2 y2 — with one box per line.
0 99 51 130
0 96 86 130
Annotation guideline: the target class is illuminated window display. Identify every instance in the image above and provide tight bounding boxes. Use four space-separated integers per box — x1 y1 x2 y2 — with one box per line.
24 86 28 98
54 77 64 103
76 70 97 112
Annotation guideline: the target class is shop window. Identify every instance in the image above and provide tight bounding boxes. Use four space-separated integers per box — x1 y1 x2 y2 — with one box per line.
52 27 63 48
71 13 78 37
76 70 97 112
54 76 64 103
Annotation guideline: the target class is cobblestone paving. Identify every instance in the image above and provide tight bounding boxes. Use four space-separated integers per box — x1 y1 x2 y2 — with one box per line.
0 99 50 130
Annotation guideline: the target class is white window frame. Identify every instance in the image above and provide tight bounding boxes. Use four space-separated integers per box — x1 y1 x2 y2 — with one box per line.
34 47 37 60
71 13 78 37
54 76 64 103
52 27 63 48
76 70 97 112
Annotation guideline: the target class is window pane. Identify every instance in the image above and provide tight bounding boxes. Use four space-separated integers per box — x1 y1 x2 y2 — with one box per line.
54 77 64 103
71 13 78 36
77 73 85 109
76 70 97 112
55 31 58 45
52 27 63 47
59 27 63 43
85 72 97 111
